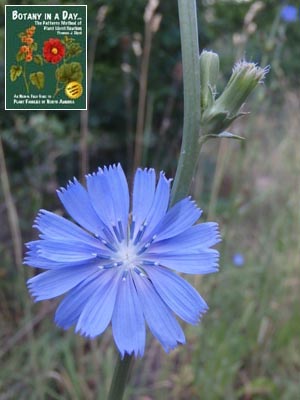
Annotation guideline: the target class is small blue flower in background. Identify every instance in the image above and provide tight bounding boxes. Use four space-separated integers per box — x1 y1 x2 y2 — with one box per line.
280 5 298 22
232 252 245 267
25 164 220 357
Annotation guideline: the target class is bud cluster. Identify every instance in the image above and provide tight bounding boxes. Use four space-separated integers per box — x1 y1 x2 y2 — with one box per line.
199 50 269 139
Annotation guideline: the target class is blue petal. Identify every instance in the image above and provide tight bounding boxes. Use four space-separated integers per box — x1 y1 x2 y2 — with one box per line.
24 252 100 270
34 210 104 247
27 265 99 301
144 265 208 324
86 164 129 237
133 274 185 352
25 241 104 270
151 197 201 241
112 273 145 358
142 172 171 240
132 168 156 237
57 178 105 235
24 253 55 269
32 239 111 263
107 164 130 232
55 271 104 329
144 249 219 274
76 269 120 338
149 222 221 254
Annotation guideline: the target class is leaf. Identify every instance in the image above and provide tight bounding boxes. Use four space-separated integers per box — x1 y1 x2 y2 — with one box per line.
32 42 38 51
10 65 22 81
33 55 43 66
62 36 74 44
66 42 82 58
29 72 45 89
55 62 83 83
16 51 25 62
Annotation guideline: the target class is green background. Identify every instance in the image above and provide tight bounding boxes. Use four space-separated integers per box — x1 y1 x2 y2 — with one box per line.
5 5 86 110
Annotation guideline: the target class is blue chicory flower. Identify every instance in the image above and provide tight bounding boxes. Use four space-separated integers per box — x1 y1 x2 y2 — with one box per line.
280 5 298 22
232 252 245 267
25 164 220 357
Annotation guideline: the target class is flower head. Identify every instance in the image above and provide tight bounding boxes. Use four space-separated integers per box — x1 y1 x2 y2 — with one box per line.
25 53 33 62
43 38 65 64
25 164 220 357
280 5 298 22
232 252 245 267
20 45 30 54
18 25 36 63
26 26 36 36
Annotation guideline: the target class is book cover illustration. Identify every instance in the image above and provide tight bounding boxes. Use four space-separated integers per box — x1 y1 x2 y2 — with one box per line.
5 5 87 110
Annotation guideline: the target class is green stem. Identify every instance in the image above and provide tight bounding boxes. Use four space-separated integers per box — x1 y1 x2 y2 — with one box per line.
54 66 60 97
170 0 201 206
107 353 134 400
22 62 29 93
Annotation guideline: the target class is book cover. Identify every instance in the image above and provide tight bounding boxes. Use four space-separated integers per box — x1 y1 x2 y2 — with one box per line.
5 5 87 110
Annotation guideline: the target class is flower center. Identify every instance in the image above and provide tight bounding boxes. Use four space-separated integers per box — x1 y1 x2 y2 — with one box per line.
117 243 138 269
51 47 58 55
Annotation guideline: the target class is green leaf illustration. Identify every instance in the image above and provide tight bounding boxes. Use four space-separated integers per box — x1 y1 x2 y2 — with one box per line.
29 72 45 89
16 51 25 62
66 42 82 58
10 65 23 81
62 37 82 59
55 62 83 84
33 55 43 66
62 36 73 44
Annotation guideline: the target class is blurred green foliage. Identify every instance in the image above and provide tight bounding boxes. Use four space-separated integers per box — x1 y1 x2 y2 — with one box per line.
1 0 300 399
1 0 299 175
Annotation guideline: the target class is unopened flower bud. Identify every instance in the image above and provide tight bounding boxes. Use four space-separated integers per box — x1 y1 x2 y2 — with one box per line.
215 61 268 116
201 60 269 136
199 50 219 110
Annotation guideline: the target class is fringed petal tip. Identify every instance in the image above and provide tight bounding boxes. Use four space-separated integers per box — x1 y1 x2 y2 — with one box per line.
163 336 186 354
136 166 155 174
117 347 145 359
26 281 43 302
74 327 96 339
208 221 222 245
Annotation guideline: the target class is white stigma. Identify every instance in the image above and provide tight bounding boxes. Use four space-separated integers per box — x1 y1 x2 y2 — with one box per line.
117 242 139 269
